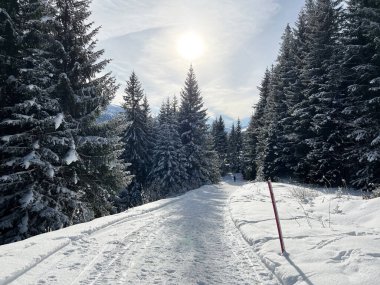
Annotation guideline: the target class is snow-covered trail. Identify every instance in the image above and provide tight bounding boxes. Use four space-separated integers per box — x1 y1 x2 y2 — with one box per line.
6 182 278 285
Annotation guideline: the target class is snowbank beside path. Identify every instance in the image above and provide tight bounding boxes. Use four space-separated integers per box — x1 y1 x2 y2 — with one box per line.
229 182 380 285
0 194 182 285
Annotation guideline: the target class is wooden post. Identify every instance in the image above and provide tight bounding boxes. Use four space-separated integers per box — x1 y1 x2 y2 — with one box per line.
267 180 286 254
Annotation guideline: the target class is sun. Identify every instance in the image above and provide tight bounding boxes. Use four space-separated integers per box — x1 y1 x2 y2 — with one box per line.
177 31 204 61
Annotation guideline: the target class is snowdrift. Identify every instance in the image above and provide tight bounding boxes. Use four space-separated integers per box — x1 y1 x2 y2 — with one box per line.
229 182 380 285
0 196 180 285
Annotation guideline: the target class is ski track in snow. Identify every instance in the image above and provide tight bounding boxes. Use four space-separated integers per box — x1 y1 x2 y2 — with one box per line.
4 182 278 285
0 197 183 285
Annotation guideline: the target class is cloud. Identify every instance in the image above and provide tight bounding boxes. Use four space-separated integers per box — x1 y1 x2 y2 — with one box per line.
91 0 305 124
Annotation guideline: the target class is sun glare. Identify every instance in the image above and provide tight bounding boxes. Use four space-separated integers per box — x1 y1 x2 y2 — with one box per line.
177 31 204 61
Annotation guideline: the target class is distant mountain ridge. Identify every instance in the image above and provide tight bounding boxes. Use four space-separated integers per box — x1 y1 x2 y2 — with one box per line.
98 104 250 131
97 104 124 123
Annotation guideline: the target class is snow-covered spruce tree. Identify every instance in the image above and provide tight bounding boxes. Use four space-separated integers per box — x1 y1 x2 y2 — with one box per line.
179 66 219 188
267 24 298 180
242 114 257 180
148 98 187 199
0 0 85 244
227 123 235 170
142 95 155 140
119 72 153 208
259 65 287 180
203 131 221 184
297 0 345 185
255 67 279 180
211 116 228 174
307 0 346 186
280 9 310 176
341 0 380 188
53 0 116 122
228 120 243 172
52 0 122 218
285 0 317 180
236 119 243 150
229 120 243 174
77 116 132 217
244 69 271 180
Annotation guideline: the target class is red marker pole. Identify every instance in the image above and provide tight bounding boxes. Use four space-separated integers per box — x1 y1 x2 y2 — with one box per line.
267 180 286 254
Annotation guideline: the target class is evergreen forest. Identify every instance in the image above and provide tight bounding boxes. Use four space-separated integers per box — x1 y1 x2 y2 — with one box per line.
0 0 379 245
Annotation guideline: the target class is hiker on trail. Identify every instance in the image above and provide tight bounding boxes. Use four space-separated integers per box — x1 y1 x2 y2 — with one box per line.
233 175 236 182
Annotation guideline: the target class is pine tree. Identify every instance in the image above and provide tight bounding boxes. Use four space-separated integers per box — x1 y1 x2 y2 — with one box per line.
307 1 346 186
77 116 132 217
120 72 152 207
228 119 244 174
211 116 228 174
268 25 298 179
235 119 243 172
341 0 380 188
281 10 310 175
297 0 345 185
178 66 217 187
283 1 317 180
203 132 221 184
242 114 257 180
52 0 121 217
228 123 240 172
242 69 271 180
53 0 116 122
149 98 187 199
0 0 84 244
255 68 275 180
141 94 155 190
259 65 287 180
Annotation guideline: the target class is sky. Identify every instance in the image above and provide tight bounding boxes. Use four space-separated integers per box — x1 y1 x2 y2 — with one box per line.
90 0 306 127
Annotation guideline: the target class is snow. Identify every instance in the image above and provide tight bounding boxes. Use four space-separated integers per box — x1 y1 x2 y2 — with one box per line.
0 180 379 285
229 182 380 285
46 167 54 178
54 113 63 130
371 135 380 146
366 151 379 162
6 75 16 84
5 159 16 167
1 135 11 142
73 171 78 184
32 140 39 150
18 215 29 235
22 151 36 169
40 16 53 23
27 85 36 91
63 145 78 165
19 191 33 208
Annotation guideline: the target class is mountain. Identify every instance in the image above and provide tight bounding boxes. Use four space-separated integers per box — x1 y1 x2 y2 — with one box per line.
97 104 124 123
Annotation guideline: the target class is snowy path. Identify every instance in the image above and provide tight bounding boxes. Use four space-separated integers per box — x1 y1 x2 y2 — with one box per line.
4 182 278 285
